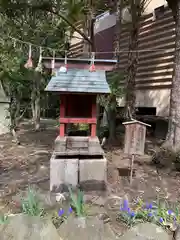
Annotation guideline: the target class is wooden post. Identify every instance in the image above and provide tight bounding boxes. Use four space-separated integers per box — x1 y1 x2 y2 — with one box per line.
60 95 66 137
130 154 135 185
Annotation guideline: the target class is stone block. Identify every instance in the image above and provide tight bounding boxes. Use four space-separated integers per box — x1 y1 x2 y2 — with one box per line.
79 158 107 191
64 159 78 187
67 137 89 149
54 136 67 152
50 154 78 192
88 137 104 155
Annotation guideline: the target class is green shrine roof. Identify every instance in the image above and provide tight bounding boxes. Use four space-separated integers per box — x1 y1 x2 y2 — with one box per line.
45 69 111 94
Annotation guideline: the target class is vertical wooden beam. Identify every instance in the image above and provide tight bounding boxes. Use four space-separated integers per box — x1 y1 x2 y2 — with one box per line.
60 95 66 136
91 98 97 137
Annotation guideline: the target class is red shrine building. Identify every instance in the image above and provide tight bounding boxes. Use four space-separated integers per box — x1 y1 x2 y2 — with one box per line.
44 58 116 138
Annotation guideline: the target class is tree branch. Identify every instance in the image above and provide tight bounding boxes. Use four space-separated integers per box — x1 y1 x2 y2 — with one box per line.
44 8 92 46
0 1 92 46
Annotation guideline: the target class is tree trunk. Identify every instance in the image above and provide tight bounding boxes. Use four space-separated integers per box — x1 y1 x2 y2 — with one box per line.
124 28 138 119
124 1 139 120
103 0 122 143
31 74 41 131
165 0 180 149
9 93 20 144
107 95 117 142
34 92 41 130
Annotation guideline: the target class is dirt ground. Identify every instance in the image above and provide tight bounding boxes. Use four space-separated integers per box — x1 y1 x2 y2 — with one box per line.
0 119 180 218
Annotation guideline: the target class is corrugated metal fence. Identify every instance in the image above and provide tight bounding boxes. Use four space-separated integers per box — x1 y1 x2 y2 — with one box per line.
117 7 175 91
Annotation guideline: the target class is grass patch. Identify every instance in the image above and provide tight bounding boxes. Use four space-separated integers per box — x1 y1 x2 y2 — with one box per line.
20 187 44 217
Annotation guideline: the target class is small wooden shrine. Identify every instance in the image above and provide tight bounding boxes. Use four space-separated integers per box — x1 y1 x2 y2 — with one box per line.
44 58 116 138
44 57 117 192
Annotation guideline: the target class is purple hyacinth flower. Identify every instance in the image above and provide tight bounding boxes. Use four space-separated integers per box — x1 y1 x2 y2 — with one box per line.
123 199 129 209
148 203 153 209
58 209 64 217
148 212 153 217
159 217 164 223
127 207 130 213
145 203 153 210
68 207 73 214
167 210 173 215
130 212 135 217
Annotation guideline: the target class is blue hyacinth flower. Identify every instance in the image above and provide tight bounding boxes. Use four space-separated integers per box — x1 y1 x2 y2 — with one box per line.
123 199 129 209
148 203 153 209
68 207 73 214
167 210 173 215
145 203 153 210
130 212 135 217
159 217 164 223
120 199 129 212
58 209 64 217
148 212 153 217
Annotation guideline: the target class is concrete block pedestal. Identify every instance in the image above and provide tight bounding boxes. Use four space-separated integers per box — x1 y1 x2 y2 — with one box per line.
50 136 107 193
50 155 78 192
79 158 107 191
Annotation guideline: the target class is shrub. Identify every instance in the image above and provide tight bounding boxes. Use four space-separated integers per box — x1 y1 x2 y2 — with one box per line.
151 146 178 169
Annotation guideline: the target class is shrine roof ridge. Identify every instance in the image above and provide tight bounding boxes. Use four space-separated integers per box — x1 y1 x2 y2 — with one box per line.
45 68 111 94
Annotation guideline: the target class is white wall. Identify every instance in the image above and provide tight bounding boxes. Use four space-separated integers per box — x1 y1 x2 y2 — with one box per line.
144 0 167 14
0 82 10 134
117 89 170 117
0 103 10 134
94 12 116 34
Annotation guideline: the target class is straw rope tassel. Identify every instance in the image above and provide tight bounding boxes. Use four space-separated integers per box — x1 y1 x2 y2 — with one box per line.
24 44 33 69
51 50 56 76
35 47 43 73
65 52 68 71
89 52 96 72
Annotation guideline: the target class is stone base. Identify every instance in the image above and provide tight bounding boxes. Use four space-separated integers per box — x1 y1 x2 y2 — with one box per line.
50 154 78 192
50 136 107 193
50 154 107 192
79 158 107 191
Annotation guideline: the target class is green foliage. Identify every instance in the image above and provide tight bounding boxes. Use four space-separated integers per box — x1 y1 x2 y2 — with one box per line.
117 198 179 230
20 187 44 217
51 210 67 228
98 125 109 139
107 70 124 98
152 146 180 170
77 123 89 131
68 186 86 217
98 70 124 110
0 214 9 224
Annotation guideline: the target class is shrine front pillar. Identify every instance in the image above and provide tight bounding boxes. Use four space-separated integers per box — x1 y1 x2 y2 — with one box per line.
60 95 66 137
91 100 97 137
